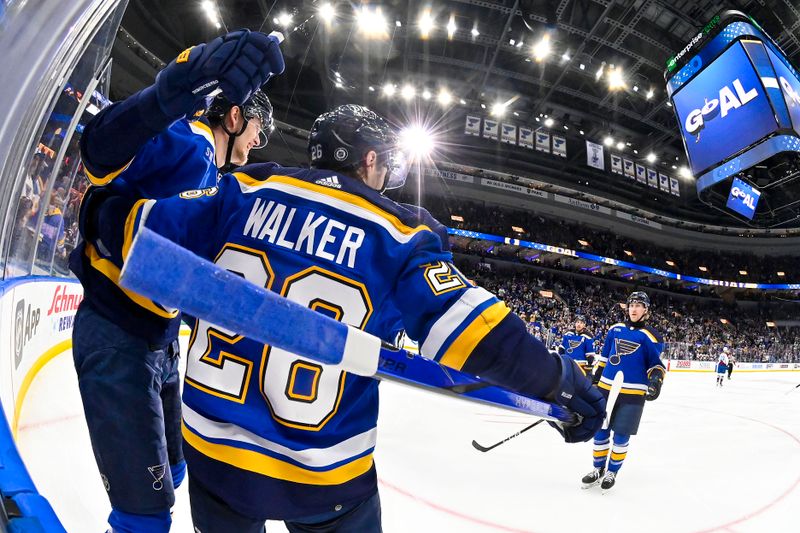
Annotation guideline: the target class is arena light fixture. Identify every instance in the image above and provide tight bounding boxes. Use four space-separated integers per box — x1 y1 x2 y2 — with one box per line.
422 89 432 100
666 260 675 267
739 270 748 275
201 0 222 29
678 166 693 179
623 250 633 256
451 214 464 222
382 83 396 97
603 136 614 147
607 67 626 90
579 63 585 70
491 102 507 117
357 6 388 38
459 98 467 105
471 26 480 37
544 117 554 127
646 88 654 99
368 85 375 92
419 8 435 39
616 142 625 151
699 266 708 272
276 12 293 28
512 226 525 233
436 88 452 106
447 14 457 39
778 271 786 276
646 152 657 163
318 3 336 24
562 52 570 61
579 129 584 135
595 64 605 80
532 35 551 62
400 125 437 160
766 321 776 327
401 84 416 101
633 85 639 92
578 239 590 246
720 318 729 324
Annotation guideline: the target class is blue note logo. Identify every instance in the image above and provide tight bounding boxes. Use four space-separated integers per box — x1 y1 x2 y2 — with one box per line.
467 117 480 128
684 79 759 139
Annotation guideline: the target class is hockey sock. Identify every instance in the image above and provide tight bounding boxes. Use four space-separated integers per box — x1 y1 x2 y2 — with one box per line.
592 428 611 469
108 509 171 533
171 460 187 489
608 433 630 474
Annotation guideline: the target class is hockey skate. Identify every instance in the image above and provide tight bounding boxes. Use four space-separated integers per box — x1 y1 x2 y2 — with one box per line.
601 471 616 492
581 467 605 489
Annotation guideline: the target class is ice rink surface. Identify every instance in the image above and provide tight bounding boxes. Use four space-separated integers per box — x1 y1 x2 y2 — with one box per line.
14 348 800 533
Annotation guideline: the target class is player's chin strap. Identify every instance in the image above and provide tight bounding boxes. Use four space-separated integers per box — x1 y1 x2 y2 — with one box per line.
219 112 250 173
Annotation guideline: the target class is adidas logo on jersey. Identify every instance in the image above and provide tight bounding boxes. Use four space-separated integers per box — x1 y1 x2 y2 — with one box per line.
315 176 342 189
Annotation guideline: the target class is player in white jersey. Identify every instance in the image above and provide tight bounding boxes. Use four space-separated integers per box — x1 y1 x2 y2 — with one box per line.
716 347 730 387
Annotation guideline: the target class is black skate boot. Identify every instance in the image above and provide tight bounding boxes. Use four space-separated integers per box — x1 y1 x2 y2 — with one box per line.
601 471 616 492
581 467 605 489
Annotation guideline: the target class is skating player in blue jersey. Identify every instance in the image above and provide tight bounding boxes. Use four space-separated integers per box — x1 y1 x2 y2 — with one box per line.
78 104 606 532
581 291 665 492
69 30 284 533
559 314 596 373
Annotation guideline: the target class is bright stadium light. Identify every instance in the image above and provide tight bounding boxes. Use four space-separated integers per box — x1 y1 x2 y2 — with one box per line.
400 125 437 160
276 12 293 28
471 26 480 37
437 88 452 106
318 3 336 24
646 152 657 163
562 52 570 61
201 0 222 28
679 166 693 179
419 8 435 39
603 136 614 147
608 67 626 90
646 88 655 99
491 101 507 117
401 84 416 100
532 35 551 62
422 89 432 100
595 64 605 80
357 6 388 38
447 14 457 39
544 117 554 127
616 142 625 151
459 98 467 105
382 83 396 97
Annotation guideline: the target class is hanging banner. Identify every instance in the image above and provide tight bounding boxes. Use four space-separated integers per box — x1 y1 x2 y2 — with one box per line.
536 131 551 153
647 168 659 188
501 123 517 145
552 135 567 157
635 164 647 184
586 140 604 169
465 115 482 136
659 173 670 192
670 177 681 196
518 126 534 149
623 158 635 178
483 119 499 140
610 154 623 174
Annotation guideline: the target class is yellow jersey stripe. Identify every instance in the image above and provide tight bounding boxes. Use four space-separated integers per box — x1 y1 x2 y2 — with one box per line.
642 329 658 343
85 159 134 186
597 381 647 396
85 243 179 319
182 423 374 485
233 173 433 237
122 199 147 259
439 301 511 371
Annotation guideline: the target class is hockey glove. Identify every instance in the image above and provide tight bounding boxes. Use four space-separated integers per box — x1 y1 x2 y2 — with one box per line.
154 29 285 119
547 354 606 443
645 367 665 401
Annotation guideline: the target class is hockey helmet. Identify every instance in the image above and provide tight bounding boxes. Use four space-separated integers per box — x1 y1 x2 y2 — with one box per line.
206 89 275 148
308 104 409 190
627 291 650 308
574 314 587 324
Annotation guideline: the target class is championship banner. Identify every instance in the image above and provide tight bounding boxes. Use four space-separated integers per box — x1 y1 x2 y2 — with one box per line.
623 158 635 178
552 135 567 157
501 123 517 145
483 119 499 140
610 154 623 174
536 131 550 153
635 164 647 184
647 168 659 188
670 176 681 196
659 173 670 192
519 126 534 149
465 115 482 136
586 140 604 169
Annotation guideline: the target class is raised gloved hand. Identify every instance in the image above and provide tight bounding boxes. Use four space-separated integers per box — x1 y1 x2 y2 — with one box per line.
645 367 665 401
547 354 606 443
154 29 285 119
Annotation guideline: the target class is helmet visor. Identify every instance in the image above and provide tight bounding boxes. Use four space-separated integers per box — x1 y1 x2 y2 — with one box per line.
384 149 409 189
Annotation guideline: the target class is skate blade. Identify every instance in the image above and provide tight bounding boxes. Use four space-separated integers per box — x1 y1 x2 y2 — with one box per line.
581 481 601 490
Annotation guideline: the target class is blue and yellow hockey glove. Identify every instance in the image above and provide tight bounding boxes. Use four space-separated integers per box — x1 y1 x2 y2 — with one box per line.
547 354 606 443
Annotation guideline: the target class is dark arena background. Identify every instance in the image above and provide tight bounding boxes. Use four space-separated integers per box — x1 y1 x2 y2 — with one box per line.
0 1 799 532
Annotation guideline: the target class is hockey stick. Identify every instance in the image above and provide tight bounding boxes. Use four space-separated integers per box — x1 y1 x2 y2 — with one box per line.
471 419 545 452
119 228 578 424
602 371 624 430
785 383 800 395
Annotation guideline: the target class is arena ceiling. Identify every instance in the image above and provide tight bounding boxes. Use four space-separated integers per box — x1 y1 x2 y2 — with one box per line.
114 0 800 228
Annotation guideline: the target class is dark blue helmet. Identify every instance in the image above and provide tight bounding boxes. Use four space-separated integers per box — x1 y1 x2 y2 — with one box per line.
308 104 408 190
206 89 274 141
627 291 650 308
575 314 587 324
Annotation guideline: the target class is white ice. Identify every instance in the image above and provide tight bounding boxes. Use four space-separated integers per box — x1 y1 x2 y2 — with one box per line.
15 349 800 533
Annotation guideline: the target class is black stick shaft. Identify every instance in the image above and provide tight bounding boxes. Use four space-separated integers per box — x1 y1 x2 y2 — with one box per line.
472 419 545 452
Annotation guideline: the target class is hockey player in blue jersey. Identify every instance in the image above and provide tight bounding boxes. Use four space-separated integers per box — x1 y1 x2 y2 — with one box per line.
559 314 596 373
69 29 284 533
581 291 665 492
77 104 605 532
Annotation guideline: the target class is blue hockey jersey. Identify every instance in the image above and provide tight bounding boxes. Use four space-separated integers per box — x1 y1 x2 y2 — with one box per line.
596 321 665 400
70 102 219 344
87 163 560 519
560 331 596 365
